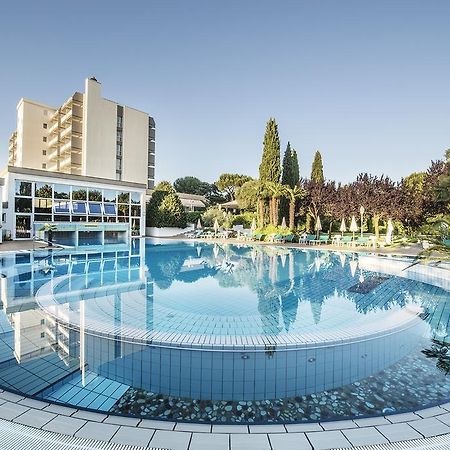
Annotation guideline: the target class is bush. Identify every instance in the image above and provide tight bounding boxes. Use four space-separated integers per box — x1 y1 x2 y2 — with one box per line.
228 212 256 228
186 211 202 224
158 193 187 228
146 181 175 227
201 207 226 227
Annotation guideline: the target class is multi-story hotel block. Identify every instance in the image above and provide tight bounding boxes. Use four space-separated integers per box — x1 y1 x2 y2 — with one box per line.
2 78 155 242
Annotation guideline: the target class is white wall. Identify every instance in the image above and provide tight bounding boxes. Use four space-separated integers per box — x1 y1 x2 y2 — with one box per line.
146 226 194 237
122 106 148 185
82 79 117 179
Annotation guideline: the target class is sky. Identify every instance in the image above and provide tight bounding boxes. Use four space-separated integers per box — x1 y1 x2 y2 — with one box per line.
1 0 449 185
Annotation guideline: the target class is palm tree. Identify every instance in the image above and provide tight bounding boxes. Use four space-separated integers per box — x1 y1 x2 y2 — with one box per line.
267 182 285 226
284 185 305 230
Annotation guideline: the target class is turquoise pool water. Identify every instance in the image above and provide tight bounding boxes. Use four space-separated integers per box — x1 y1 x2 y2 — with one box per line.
0 239 449 422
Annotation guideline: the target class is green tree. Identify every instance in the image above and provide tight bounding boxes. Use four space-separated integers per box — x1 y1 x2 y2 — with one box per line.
311 151 324 183
235 180 260 211
284 185 305 230
173 176 211 195
280 142 300 221
146 181 175 227
258 118 281 226
267 182 285 226
436 150 450 205
215 173 253 201
259 118 281 183
158 193 187 227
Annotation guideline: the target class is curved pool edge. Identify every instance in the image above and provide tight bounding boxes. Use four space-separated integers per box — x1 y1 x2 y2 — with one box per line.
1 388 450 449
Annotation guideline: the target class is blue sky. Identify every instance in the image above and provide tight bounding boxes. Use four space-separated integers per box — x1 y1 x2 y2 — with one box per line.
1 1 449 184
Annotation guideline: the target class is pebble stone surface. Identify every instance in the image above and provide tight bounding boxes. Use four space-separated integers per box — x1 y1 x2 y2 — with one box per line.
0 390 450 449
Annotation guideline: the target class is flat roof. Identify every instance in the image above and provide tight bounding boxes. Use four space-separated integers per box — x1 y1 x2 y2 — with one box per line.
8 166 146 190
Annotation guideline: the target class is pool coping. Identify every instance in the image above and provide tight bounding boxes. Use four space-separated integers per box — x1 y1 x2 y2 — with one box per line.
1 388 450 449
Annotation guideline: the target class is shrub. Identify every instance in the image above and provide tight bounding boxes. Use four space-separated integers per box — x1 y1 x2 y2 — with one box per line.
146 181 175 227
186 211 202 224
201 207 226 227
158 193 187 228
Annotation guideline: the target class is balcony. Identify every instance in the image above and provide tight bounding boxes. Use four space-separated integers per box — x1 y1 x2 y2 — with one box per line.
48 121 59 135
60 141 72 154
60 125 72 140
47 135 59 148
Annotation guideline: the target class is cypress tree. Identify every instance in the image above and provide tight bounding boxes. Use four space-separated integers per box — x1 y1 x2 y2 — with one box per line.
311 151 324 182
280 142 300 222
259 118 281 183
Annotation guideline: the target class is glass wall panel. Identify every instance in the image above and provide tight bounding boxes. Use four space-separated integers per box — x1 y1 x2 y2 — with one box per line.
72 202 87 214
34 214 51 222
54 215 69 221
54 184 70 199
15 181 32 197
34 198 52 214
88 202 102 215
15 198 32 213
118 204 129 217
103 190 117 203
71 215 87 222
131 205 141 217
72 188 87 200
54 201 70 214
130 192 141 204
117 192 130 204
103 204 117 215
35 183 53 198
88 216 102 222
88 189 102 202
15 216 31 238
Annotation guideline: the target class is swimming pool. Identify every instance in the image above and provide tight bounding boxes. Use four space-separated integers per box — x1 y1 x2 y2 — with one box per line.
0 238 449 423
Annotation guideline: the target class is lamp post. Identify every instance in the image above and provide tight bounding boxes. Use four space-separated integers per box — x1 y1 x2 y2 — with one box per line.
359 206 365 239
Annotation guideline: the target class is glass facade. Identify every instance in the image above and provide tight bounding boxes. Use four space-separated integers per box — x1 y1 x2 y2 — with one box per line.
13 179 143 239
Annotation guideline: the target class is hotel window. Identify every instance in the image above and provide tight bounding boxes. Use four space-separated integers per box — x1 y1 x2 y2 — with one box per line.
130 192 140 204
54 201 70 214
34 214 51 222
72 201 87 214
72 188 87 201
43 137 47 142
42 163 46 169
34 198 52 214
103 189 116 203
116 106 123 180
54 184 70 199
15 181 32 197
88 189 102 202
87 202 102 215
35 182 52 198
15 197 32 213
42 149 46 155
103 203 117 216
43 123 47 129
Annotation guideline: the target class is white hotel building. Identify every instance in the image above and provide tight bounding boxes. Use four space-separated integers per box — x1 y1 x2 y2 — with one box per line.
2 78 155 243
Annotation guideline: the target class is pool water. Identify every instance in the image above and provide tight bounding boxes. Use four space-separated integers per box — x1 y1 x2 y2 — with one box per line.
0 238 449 423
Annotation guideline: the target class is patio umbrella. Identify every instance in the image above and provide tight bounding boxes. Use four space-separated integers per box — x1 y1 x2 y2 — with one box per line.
338 252 346 268
213 244 219 258
280 253 287 268
349 257 358 277
251 218 257 232
386 218 394 245
315 216 322 238
339 218 347 236
213 218 220 234
196 218 202 230
196 246 202 257
281 217 287 230
349 215 358 240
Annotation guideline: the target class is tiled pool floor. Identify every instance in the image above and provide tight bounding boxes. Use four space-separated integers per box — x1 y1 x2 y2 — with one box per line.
41 372 129 412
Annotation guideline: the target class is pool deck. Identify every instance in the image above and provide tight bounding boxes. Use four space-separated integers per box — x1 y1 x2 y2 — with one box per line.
0 389 450 449
0 238 449 448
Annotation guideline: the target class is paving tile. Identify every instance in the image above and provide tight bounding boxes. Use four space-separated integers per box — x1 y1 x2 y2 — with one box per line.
231 433 271 450
42 415 87 436
175 423 211 433
437 412 450 426
321 420 357 430
75 421 120 441
110 426 154 447
249 424 285 433
43 404 77 416
104 415 141 426
439 402 450 412
285 423 323 432
72 410 107 422
342 427 389 446
415 406 446 419
376 423 423 442
18 398 49 409
0 392 25 402
189 433 229 450
385 412 420 423
353 416 390 427
149 430 192 450
0 402 29 420
212 424 248 434
13 409 56 428
269 432 312 450
408 417 450 437
139 419 176 430
306 430 351 449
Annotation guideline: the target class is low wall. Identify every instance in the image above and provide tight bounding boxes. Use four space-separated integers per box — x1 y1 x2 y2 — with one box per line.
146 225 194 237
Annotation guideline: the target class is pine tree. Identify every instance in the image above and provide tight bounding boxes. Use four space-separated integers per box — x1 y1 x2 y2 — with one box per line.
259 118 281 183
311 151 324 183
158 193 187 228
